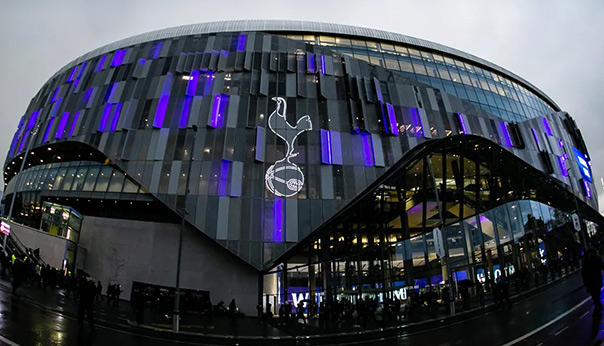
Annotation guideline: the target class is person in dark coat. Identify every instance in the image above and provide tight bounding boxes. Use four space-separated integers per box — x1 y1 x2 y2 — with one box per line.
582 248 604 315
78 278 97 332
11 256 25 295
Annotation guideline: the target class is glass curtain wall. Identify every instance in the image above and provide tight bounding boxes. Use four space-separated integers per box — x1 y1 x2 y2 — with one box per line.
262 136 600 328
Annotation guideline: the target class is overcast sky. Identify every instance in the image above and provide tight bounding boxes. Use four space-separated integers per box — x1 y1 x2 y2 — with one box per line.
1 0 603 213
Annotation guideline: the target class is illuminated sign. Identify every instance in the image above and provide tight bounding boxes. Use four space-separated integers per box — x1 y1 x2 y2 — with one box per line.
265 97 312 197
572 147 593 183
0 221 10 236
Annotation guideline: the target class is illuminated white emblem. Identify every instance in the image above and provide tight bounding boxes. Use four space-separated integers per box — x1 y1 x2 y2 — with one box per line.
265 97 312 197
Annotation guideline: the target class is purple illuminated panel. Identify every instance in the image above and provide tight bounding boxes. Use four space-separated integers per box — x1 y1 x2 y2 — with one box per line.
107 82 118 103
18 110 40 153
66 66 78 82
531 128 540 149
387 103 399 136
42 117 55 143
307 54 316 73
209 95 228 128
542 118 553 136
458 113 468 134
55 112 69 139
218 161 230 196
98 104 112 132
411 108 424 137
237 34 247 51
180 97 192 128
152 42 163 59
95 55 106 72
559 140 564 148
186 70 199 96
558 155 569 177
273 198 283 242
202 72 214 96
501 122 513 147
50 87 60 104
110 103 122 132
68 110 80 137
320 129 333 164
584 180 592 199
73 61 88 90
320 55 326 75
111 49 126 67
361 133 374 166
374 78 384 103
153 73 174 128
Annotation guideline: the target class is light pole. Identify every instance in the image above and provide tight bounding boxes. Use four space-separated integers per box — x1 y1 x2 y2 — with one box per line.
173 124 197 332
3 118 41 251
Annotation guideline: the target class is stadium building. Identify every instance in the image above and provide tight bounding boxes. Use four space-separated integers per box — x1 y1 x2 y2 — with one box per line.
4 20 602 315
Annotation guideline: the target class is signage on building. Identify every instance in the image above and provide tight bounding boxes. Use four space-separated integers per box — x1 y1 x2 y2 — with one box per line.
0 221 10 236
432 227 445 258
265 97 312 197
572 147 593 183
571 213 581 231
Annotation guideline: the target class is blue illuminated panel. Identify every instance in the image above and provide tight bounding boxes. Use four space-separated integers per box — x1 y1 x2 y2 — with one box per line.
152 42 163 59
237 34 247 51
68 110 80 137
153 73 174 128
501 122 513 147
95 55 107 72
320 129 333 165
361 133 374 166
542 118 553 136
273 198 283 242
386 103 399 136
110 103 123 132
584 180 592 198
42 117 55 143
55 112 69 139
98 104 111 132
320 55 326 75
573 147 593 183
111 49 127 67
208 95 228 128
66 66 78 82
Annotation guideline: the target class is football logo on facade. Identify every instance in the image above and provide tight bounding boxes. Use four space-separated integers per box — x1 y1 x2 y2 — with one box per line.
265 97 312 197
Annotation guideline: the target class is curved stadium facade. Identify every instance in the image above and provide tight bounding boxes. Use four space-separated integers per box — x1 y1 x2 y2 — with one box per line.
4 20 602 315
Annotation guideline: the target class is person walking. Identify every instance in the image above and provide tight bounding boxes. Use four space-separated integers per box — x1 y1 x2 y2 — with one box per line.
95 281 103 302
582 248 604 316
78 278 97 332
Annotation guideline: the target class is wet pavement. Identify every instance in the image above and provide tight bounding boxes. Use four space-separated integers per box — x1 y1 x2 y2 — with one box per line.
0 271 601 345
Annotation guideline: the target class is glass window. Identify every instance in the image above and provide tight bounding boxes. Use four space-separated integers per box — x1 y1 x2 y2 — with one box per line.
365 41 379 51
108 171 125 192
335 37 351 47
54 168 68 191
319 36 336 47
380 43 395 52
82 167 99 191
384 58 400 70
394 45 408 56
122 177 139 193
399 58 415 73
433 54 445 64
420 51 433 62
448 68 461 83
61 167 77 191
72 166 87 191
94 167 113 192
408 48 422 59
350 39 366 48
412 61 427 75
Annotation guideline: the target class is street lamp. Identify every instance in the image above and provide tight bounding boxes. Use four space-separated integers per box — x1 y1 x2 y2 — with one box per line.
173 124 197 332
3 118 41 251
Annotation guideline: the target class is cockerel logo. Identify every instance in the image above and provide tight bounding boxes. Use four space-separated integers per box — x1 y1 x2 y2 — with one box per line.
265 97 312 197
